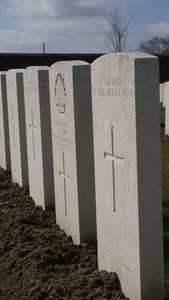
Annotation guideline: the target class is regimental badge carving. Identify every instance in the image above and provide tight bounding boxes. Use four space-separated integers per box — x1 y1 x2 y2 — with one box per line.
55 73 66 113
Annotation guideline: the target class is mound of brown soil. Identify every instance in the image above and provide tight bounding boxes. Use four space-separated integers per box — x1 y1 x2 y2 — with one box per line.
0 159 168 299
0 167 129 300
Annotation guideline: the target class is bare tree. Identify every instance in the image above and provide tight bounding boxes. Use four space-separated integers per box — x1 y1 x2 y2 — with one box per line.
103 6 134 52
138 36 169 54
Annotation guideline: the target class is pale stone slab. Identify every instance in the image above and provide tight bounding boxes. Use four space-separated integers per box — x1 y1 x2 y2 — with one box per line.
165 83 169 134
24 66 55 209
91 53 164 300
162 81 169 107
160 83 163 103
6 69 28 186
0 72 11 171
50 61 96 245
162 82 166 107
165 88 169 135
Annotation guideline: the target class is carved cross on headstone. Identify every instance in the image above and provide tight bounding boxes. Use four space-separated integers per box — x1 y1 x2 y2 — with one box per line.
11 105 16 148
104 126 123 213
59 152 70 216
29 108 36 160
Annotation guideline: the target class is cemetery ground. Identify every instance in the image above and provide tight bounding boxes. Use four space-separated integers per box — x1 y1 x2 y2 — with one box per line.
0 168 129 300
0 106 168 300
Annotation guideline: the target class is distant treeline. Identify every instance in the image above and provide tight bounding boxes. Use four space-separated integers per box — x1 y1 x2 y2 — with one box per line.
0 53 168 83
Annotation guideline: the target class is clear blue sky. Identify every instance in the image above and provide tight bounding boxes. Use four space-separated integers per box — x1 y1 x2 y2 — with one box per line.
0 0 169 53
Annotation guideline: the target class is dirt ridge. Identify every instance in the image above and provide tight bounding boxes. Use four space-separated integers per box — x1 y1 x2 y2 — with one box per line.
0 159 168 299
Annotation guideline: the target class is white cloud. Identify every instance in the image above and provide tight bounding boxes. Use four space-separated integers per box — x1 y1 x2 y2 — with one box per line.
5 0 110 20
0 14 107 53
0 0 111 53
5 0 56 19
0 29 31 51
4 0 132 20
0 0 135 53
147 22 169 37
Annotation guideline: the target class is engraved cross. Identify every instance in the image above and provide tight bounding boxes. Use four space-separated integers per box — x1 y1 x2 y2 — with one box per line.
59 152 70 216
29 108 36 160
11 105 16 148
104 126 123 213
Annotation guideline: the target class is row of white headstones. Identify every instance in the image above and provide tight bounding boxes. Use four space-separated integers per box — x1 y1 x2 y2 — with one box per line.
160 81 169 135
0 53 164 300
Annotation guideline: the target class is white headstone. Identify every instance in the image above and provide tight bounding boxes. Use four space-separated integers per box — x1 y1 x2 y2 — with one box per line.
165 86 169 135
6 69 28 186
162 81 169 107
160 83 163 103
0 72 11 171
91 53 164 300
50 61 96 245
24 66 55 209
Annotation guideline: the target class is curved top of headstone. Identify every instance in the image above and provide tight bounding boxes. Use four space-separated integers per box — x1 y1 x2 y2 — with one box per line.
50 60 89 69
25 66 49 71
92 52 158 65
7 69 25 74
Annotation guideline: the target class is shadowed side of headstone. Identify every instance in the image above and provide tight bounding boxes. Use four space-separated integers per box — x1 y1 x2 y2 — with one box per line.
0 72 11 171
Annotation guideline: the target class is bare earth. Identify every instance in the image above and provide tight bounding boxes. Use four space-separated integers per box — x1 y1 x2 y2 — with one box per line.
0 129 168 300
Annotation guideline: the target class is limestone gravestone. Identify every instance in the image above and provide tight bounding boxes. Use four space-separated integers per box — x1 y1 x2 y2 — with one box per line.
165 91 169 135
160 83 163 104
24 66 55 209
50 61 96 244
91 53 164 300
162 81 169 107
6 69 28 187
0 72 11 171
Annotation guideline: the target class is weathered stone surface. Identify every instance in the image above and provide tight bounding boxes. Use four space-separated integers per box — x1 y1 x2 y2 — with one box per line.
50 61 96 245
6 69 28 187
91 53 164 300
24 66 55 209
